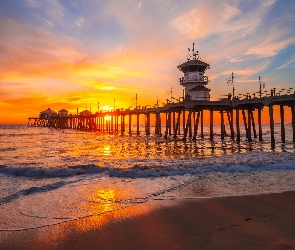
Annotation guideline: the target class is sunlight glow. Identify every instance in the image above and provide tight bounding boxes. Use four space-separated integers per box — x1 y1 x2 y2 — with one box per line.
104 115 111 121
103 145 111 156
88 189 116 214
102 105 113 111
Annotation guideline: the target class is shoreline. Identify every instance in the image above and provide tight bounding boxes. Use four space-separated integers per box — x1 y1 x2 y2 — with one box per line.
1 191 295 250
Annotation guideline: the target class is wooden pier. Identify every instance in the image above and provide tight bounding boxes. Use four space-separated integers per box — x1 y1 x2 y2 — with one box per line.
28 93 295 144
27 45 295 144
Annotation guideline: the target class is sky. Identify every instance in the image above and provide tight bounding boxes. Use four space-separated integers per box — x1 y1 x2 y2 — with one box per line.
0 0 295 124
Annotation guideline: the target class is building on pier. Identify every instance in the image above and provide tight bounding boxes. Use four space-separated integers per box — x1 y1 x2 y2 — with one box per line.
58 109 69 117
79 110 92 116
177 43 211 101
39 108 56 119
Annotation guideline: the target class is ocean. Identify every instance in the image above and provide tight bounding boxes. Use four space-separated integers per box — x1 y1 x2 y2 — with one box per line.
1 123 295 231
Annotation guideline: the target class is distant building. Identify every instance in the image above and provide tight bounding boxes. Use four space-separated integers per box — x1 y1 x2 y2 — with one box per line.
39 108 57 119
79 110 92 116
177 44 211 101
58 109 68 117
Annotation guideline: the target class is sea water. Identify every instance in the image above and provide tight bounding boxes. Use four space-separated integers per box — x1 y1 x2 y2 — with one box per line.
0 123 295 231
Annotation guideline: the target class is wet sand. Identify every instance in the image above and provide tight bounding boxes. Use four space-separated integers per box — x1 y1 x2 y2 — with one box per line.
1 191 295 250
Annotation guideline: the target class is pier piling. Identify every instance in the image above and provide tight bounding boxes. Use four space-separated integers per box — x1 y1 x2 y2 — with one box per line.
280 105 285 143
269 105 275 144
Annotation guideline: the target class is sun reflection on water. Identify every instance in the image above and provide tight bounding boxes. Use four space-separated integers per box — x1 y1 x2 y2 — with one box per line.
68 186 151 232
88 188 117 213
103 145 111 156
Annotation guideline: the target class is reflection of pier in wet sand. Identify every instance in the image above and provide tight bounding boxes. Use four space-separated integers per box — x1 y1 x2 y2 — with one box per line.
28 94 295 144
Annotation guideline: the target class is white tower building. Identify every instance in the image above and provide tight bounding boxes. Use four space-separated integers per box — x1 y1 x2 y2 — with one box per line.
177 43 211 101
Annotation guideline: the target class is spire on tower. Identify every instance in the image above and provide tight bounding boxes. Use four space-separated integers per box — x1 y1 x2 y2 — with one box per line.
187 43 200 61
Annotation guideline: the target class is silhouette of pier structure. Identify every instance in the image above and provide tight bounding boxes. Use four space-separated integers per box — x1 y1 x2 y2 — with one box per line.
28 94 295 144
28 44 295 144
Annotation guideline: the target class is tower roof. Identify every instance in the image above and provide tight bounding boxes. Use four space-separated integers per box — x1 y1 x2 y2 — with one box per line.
177 59 210 73
188 85 211 92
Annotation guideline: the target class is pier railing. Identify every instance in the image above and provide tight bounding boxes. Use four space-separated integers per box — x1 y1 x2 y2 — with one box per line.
179 75 208 84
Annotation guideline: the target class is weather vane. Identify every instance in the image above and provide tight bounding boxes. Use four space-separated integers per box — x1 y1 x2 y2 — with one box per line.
187 43 199 61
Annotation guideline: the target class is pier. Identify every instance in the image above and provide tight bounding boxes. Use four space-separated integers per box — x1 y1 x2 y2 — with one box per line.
28 94 295 144
28 44 295 144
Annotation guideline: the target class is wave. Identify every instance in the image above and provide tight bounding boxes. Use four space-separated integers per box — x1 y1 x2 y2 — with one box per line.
0 179 82 206
0 147 17 152
1 152 295 179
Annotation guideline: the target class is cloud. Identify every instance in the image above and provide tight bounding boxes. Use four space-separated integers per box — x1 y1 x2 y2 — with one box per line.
263 0 276 7
73 17 85 28
244 33 295 58
24 0 41 8
169 0 277 42
25 0 65 19
277 54 295 70
229 57 243 63
170 2 241 39
138 0 142 9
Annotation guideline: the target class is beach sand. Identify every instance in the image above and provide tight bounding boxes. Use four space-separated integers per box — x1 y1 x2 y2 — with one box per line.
1 191 295 250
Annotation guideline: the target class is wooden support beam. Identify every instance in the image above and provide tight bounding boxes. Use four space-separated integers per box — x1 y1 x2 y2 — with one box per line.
164 112 171 139
227 111 234 139
146 113 150 135
145 113 148 135
168 112 172 136
210 109 214 140
164 112 168 139
247 108 252 142
182 110 185 135
172 112 176 135
155 113 159 135
155 112 161 135
158 112 162 135
242 110 248 138
193 111 200 141
291 106 295 142
136 113 140 135
121 115 124 135
183 110 192 141
129 114 132 134
189 111 193 138
201 110 204 138
280 105 285 143
123 115 125 132
221 110 225 140
236 108 240 143
269 105 275 144
258 108 263 141
251 110 257 138
174 112 181 139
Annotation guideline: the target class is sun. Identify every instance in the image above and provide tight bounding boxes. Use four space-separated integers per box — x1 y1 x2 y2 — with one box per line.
104 115 111 121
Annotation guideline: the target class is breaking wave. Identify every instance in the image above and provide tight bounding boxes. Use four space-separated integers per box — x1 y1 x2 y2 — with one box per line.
1 152 295 179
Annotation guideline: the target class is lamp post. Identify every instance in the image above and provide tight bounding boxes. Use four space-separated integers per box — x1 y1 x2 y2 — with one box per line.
259 76 265 98
131 94 138 110
166 86 172 102
226 72 235 99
